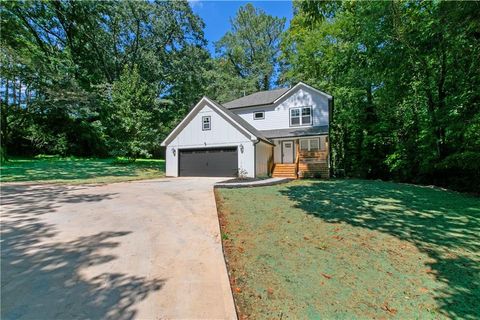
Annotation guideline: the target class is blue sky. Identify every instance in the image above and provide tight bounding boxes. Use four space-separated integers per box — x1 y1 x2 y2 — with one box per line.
189 0 294 55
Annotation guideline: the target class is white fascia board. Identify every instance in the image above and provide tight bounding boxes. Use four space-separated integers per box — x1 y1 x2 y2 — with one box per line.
160 97 209 146
203 97 257 141
273 82 333 104
161 97 257 146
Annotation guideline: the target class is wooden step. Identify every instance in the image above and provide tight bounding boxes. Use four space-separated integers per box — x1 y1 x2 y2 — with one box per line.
273 169 296 173
272 173 297 178
272 163 297 179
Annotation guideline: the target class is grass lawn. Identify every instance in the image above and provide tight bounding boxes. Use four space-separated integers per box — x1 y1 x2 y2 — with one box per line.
215 179 480 319
1 156 165 184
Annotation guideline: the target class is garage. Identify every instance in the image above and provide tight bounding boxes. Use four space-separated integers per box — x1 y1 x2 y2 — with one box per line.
179 147 238 177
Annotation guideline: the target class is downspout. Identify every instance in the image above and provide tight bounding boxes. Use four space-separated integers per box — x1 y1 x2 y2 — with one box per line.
253 139 260 178
328 97 334 178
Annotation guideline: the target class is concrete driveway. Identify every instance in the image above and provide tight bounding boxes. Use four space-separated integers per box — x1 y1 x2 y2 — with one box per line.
1 178 236 320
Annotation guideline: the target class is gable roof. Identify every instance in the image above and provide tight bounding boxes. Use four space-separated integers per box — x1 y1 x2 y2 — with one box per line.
161 97 273 147
223 87 290 109
207 99 272 144
223 82 333 110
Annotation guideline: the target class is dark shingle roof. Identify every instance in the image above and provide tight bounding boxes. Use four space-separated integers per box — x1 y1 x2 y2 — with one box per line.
223 87 290 109
207 98 274 145
260 126 329 139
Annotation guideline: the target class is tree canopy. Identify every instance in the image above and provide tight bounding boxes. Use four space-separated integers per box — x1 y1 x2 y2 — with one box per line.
1 0 208 158
206 3 286 102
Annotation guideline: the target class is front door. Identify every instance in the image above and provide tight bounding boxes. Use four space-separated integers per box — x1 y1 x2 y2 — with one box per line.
282 141 294 163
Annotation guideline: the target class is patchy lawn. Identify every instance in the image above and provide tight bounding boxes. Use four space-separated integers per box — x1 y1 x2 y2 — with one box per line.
1 156 165 184
215 179 480 319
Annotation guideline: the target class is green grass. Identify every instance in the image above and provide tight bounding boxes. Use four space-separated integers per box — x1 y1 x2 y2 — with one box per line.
215 179 480 319
0 156 165 184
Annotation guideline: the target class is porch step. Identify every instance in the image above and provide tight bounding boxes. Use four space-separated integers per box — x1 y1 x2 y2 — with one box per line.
272 164 297 179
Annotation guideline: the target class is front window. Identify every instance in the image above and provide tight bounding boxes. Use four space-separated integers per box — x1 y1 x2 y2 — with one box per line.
290 107 312 126
202 116 211 131
300 138 320 151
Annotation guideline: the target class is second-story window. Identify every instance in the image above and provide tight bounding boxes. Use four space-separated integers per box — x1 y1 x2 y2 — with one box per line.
202 116 211 131
253 111 264 120
290 106 312 126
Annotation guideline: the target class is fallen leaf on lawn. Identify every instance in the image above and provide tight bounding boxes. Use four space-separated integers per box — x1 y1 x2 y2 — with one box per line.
419 287 429 293
425 268 436 274
267 288 274 295
381 302 397 315
321 273 333 279
303 236 310 240
235 287 242 293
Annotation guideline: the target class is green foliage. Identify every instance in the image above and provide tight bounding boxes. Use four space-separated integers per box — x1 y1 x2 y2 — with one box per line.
102 65 158 160
206 3 286 102
283 0 480 192
0 0 208 158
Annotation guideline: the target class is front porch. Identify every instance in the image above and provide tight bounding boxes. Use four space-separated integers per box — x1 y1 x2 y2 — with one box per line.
269 136 330 179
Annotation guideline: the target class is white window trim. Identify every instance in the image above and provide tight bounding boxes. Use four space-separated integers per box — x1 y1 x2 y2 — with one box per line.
299 138 322 151
290 106 312 127
202 116 211 131
253 111 265 120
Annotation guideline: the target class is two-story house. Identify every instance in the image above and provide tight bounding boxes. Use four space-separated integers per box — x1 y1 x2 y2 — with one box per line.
161 82 333 179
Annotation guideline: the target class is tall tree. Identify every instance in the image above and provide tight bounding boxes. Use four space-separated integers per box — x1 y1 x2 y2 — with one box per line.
213 3 286 96
102 65 159 160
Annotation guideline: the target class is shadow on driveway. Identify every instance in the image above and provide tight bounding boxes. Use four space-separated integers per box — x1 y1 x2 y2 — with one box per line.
1 184 165 320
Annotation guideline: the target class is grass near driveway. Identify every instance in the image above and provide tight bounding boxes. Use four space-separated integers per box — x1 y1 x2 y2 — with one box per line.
215 179 480 319
1 156 165 184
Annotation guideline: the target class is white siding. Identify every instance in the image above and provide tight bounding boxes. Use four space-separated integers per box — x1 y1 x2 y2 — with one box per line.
165 103 255 177
233 86 330 131
255 141 273 176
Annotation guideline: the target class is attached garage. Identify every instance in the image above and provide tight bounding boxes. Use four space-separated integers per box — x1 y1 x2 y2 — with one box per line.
179 147 238 177
161 97 273 178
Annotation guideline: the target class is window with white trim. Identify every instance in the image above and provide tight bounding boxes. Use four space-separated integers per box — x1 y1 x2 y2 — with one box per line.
253 111 264 120
300 138 320 151
202 116 211 131
290 106 312 126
